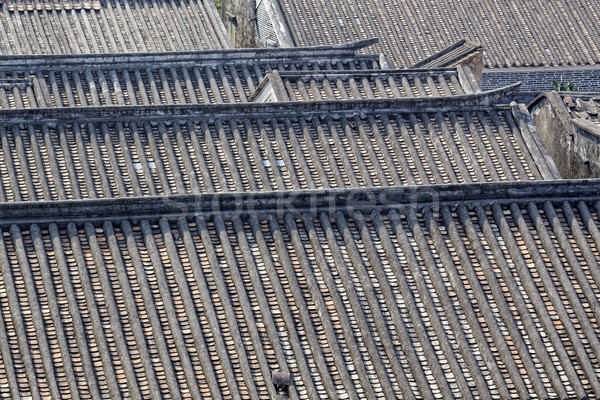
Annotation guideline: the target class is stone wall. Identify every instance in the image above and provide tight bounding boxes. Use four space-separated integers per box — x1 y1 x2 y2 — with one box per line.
529 92 600 179
483 67 600 92
220 0 257 48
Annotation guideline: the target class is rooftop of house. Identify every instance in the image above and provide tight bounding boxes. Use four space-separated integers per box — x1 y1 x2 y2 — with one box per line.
0 40 380 108
0 96 559 202
0 179 600 399
268 0 600 69
248 65 490 102
553 94 600 145
528 91 600 179
0 0 231 54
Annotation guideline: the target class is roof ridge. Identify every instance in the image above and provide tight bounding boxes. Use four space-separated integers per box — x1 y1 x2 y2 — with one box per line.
0 83 521 123
275 68 460 78
0 179 597 226
412 39 483 68
0 40 380 69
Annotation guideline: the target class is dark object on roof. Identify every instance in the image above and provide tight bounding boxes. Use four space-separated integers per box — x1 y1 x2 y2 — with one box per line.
0 180 600 399
266 0 600 68
0 41 379 109
0 99 558 201
272 371 291 397
0 0 230 54
272 371 291 387
529 91 600 178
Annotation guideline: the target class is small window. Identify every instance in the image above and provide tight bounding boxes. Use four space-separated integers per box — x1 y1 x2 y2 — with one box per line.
227 16 237 44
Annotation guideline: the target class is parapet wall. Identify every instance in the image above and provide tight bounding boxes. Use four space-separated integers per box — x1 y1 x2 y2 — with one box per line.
529 92 600 179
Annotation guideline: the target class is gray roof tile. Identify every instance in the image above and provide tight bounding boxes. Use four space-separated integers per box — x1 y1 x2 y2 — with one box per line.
0 42 379 108
0 0 230 54
412 39 483 69
250 67 487 102
271 0 600 68
0 181 599 398
0 0 101 11
0 100 557 201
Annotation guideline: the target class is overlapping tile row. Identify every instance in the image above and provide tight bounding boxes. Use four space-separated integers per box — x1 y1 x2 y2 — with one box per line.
273 0 600 68
0 0 230 54
1 193 600 399
0 45 379 108
261 68 475 102
0 103 557 201
0 0 100 11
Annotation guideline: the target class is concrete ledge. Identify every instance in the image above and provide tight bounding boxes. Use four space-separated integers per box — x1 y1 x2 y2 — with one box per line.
0 83 520 124
275 68 460 79
0 39 379 70
0 179 598 227
572 118 600 139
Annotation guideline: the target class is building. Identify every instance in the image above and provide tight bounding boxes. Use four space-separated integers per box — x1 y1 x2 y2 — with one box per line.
0 0 599 399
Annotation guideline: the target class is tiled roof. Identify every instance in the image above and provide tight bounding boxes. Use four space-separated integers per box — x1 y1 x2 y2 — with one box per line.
270 0 600 68
0 42 380 108
249 66 490 102
0 99 558 201
0 0 230 54
0 180 600 399
0 0 100 11
0 1 587 398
